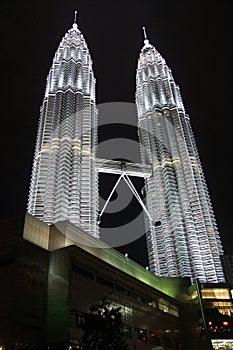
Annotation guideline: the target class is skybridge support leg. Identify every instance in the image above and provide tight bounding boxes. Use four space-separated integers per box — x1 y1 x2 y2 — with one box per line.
98 171 152 224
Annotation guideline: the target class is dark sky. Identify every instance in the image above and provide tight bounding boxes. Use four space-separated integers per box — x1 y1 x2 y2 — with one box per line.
0 0 232 265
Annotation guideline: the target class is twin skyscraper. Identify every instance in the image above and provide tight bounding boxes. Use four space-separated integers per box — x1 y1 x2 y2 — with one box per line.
27 16 225 283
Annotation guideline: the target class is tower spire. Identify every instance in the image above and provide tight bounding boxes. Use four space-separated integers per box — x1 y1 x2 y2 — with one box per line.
74 10 77 23
73 10 78 30
142 26 152 50
143 26 147 40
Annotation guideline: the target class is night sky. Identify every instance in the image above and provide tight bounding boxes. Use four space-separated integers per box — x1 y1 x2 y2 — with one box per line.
0 1 232 266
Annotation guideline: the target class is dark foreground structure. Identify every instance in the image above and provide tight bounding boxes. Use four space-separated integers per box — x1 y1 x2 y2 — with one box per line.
0 214 232 350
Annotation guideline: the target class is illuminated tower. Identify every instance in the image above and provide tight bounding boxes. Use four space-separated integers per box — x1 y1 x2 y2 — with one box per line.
27 15 99 238
136 28 225 283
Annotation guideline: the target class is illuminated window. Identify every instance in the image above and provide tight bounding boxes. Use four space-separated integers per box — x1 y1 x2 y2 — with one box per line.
201 288 230 300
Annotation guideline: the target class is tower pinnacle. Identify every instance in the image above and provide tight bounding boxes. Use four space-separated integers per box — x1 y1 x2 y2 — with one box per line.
74 10 77 23
73 10 78 30
143 26 148 40
142 26 152 49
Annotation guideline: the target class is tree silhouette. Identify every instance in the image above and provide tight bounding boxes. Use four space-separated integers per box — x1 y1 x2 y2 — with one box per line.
79 297 129 349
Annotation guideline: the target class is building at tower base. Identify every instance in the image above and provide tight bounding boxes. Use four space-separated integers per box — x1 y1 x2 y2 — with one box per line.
0 214 232 350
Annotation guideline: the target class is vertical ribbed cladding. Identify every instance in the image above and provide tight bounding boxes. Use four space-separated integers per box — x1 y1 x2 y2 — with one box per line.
27 23 99 238
136 35 225 282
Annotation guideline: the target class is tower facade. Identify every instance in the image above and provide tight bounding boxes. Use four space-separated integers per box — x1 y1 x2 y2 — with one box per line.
136 31 225 283
27 20 99 238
